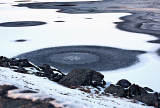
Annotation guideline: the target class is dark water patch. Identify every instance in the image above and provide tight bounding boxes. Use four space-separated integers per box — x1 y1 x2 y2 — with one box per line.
14 39 28 42
85 18 92 19
148 39 160 43
0 21 46 27
54 4 76 6
115 12 160 44
15 2 78 9
16 45 145 73
54 21 65 22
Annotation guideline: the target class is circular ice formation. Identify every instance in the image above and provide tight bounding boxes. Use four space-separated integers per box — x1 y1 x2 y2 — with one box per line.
16 46 145 72
0 21 46 27
50 52 99 64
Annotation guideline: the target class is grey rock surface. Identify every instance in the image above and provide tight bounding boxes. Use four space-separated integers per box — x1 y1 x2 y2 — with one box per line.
59 68 105 87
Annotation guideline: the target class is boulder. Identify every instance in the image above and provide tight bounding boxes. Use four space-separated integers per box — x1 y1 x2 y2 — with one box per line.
40 64 54 77
116 79 131 88
48 73 64 82
128 84 147 97
144 87 154 93
128 84 158 106
15 66 27 73
10 58 33 67
0 56 10 67
59 68 105 88
39 64 65 82
0 96 55 108
0 85 18 96
141 93 158 106
104 84 126 97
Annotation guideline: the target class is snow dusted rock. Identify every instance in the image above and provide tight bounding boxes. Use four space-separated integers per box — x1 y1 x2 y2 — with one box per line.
0 56 40 72
40 64 54 77
0 85 68 108
14 66 27 73
116 79 131 88
59 68 106 88
128 84 158 106
0 56 10 67
104 84 126 97
128 84 148 97
0 56 64 82
10 58 33 67
141 93 158 106
143 87 154 93
39 64 65 82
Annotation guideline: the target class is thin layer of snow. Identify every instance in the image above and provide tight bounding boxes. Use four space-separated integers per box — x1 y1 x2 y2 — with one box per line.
0 67 153 108
7 89 48 101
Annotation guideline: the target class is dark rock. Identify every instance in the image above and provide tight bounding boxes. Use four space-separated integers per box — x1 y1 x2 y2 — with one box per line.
48 74 64 82
59 68 105 88
128 84 140 97
35 72 45 77
139 87 148 95
39 64 65 82
141 93 158 106
0 56 10 62
0 56 10 67
0 96 55 108
128 84 158 106
40 64 54 77
10 58 33 67
15 66 27 73
144 87 154 92
104 84 126 97
0 85 18 96
116 79 131 88
128 84 148 97
132 95 142 102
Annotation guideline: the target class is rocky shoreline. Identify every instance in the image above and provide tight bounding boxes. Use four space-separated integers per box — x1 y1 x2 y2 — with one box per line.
0 56 160 108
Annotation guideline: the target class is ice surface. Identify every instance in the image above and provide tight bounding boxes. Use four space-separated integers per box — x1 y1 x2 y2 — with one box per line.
0 0 160 107
0 2 159 57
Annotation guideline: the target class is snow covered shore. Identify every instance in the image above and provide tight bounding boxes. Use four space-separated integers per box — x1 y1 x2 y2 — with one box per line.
0 67 154 108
